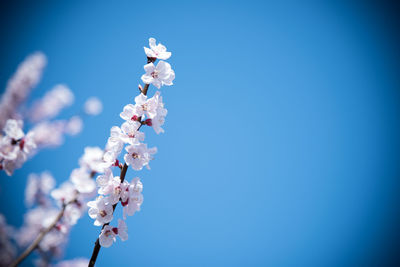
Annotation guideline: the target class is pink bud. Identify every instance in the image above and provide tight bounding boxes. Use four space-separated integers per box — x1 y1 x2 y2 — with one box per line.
19 139 25 150
145 119 152 126
131 115 138 121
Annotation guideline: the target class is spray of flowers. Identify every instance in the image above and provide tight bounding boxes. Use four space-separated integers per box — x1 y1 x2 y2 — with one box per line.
87 37 174 266
1 38 175 267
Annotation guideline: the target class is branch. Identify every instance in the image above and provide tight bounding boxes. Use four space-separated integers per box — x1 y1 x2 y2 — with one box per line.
10 200 72 267
88 83 150 267
11 172 96 266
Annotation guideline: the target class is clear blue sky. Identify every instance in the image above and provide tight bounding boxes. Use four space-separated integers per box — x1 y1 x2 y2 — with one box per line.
1 0 400 266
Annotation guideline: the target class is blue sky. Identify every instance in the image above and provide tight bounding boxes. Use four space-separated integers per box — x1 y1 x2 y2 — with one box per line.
1 0 400 266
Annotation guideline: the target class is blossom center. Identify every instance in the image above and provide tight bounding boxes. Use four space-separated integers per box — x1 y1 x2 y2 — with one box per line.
151 71 159 78
104 229 113 237
132 153 139 159
99 210 107 217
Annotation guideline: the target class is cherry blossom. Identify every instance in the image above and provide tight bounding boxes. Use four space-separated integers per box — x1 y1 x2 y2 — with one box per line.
144 37 171 60
141 61 175 89
87 196 114 226
98 219 128 247
124 143 157 170
122 177 144 219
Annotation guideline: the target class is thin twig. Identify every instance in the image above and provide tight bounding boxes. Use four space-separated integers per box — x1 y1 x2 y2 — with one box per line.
11 172 96 266
10 200 72 267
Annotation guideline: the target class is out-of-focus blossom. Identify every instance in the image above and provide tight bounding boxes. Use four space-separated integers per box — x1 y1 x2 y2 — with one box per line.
0 52 46 129
25 172 55 207
52 258 89 267
65 116 83 136
84 97 103 116
70 168 96 194
79 147 104 173
31 121 66 148
29 85 74 122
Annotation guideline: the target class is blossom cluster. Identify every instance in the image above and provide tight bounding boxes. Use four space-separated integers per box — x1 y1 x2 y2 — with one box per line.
87 37 174 248
0 53 103 176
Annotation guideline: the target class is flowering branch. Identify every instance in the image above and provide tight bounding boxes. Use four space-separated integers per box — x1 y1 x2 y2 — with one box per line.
86 37 174 266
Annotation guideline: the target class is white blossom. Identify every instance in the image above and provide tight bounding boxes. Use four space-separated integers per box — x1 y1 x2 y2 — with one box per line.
141 61 175 89
98 225 116 248
122 177 143 219
147 91 168 134
87 196 113 226
98 219 128 247
124 143 157 170
144 38 171 60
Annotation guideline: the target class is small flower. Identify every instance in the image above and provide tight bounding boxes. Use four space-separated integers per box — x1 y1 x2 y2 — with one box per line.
141 61 175 89
124 143 157 171
121 121 145 145
98 219 128 247
99 225 116 247
144 37 171 60
122 177 144 219
87 196 113 226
